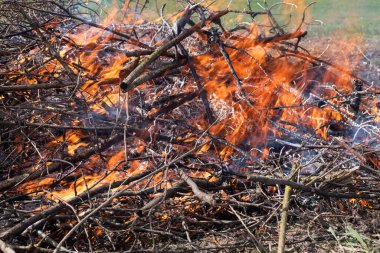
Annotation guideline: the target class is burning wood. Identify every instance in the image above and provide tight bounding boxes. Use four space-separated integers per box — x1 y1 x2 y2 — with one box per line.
0 0 379 251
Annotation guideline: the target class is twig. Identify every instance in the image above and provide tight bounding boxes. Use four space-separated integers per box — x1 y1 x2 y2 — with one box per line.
256 30 307 45
36 230 71 252
52 140 211 253
177 44 216 123
0 82 75 92
277 163 298 253
120 10 228 92
178 169 215 206
0 170 152 241
50 1 152 50
217 37 250 102
0 239 16 253
334 138 380 175
246 174 379 199
0 134 124 192
127 59 187 89
140 181 186 211
17 7 77 80
229 205 266 253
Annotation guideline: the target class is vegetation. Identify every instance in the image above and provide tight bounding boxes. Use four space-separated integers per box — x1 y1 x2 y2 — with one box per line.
93 0 380 37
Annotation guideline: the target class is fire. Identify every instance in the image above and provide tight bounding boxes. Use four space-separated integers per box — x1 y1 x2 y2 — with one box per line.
52 130 89 155
349 198 373 208
2 1 378 210
193 31 359 156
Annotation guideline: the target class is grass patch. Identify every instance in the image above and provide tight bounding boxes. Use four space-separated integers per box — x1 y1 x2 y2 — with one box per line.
84 0 380 38
328 224 380 253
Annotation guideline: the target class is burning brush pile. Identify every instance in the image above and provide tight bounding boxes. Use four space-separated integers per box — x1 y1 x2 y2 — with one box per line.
0 0 379 252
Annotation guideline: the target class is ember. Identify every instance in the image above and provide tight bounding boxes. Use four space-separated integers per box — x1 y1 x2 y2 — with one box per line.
0 0 379 252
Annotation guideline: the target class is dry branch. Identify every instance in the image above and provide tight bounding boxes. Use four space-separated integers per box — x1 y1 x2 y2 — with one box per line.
246 174 378 199
0 239 16 253
0 134 123 192
0 170 152 241
120 10 228 92
0 82 75 92
0 1 379 252
178 169 216 206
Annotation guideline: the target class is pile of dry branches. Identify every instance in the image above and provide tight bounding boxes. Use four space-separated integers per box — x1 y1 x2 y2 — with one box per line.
0 0 379 252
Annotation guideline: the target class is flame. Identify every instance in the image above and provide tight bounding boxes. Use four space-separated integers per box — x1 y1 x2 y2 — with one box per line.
51 130 89 155
4 1 378 206
193 29 353 158
349 198 373 209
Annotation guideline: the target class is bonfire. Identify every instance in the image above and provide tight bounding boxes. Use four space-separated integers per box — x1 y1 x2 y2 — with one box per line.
0 0 379 252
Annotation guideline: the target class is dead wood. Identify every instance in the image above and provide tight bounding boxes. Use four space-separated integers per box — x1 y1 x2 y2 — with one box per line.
178 169 216 206
120 10 229 92
0 134 123 192
50 2 153 50
0 1 379 252
0 82 75 92
246 174 378 199
0 239 16 253
127 59 187 89
0 170 152 241
173 43 216 123
257 30 307 45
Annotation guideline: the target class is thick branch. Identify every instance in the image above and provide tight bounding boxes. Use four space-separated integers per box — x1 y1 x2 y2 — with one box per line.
0 82 74 92
120 10 228 92
178 169 216 206
246 174 378 199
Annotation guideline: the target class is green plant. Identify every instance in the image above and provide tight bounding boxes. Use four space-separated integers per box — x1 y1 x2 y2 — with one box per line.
328 224 378 253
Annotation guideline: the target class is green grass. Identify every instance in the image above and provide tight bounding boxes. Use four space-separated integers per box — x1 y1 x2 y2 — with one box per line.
88 0 380 38
304 0 380 37
328 224 380 253
166 0 380 38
